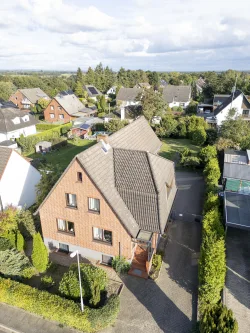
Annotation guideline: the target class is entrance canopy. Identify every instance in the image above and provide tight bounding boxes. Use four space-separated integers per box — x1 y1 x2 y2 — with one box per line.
136 230 153 242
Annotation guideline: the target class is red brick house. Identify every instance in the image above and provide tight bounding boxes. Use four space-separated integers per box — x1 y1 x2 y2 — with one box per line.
9 88 50 110
36 117 177 278
44 91 85 123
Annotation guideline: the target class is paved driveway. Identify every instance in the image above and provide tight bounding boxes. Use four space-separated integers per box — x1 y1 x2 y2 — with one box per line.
225 228 250 333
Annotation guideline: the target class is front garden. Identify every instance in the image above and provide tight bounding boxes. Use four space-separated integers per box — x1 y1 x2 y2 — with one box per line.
0 207 120 332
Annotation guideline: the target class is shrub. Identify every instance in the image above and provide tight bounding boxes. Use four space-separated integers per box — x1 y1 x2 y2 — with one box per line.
59 264 108 307
112 256 130 274
3 230 16 248
203 158 220 186
0 207 17 236
199 145 217 164
16 230 25 252
36 123 59 131
98 112 106 118
152 254 162 271
0 277 120 332
191 126 207 146
17 209 36 239
0 249 32 277
41 275 55 289
200 303 238 333
180 156 201 168
31 233 49 273
203 192 219 214
0 237 13 251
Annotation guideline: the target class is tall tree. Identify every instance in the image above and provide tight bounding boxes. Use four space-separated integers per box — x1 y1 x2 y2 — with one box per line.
76 67 83 83
32 232 49 273
137 89 166 120
74 80 84 98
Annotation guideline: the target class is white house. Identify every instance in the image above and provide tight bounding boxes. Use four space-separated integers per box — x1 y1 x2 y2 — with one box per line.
162 85 191 108
213 90 250 126
106 86 117 95
116 87 141 107
0 106 38 142
0 147 41 210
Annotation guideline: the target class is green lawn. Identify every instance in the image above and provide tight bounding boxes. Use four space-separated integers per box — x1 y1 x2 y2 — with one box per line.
160 138 200 162
28 139 95 170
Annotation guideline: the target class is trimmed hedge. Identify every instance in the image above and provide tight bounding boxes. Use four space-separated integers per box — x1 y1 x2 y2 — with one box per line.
17 123 72 154
0 277 120 332
36 123 60 131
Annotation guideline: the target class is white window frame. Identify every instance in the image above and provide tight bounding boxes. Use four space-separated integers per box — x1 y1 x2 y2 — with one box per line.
88 197 100 212
50 113 55 119
93 227 112 244
66 193 77 208
57 218 75 234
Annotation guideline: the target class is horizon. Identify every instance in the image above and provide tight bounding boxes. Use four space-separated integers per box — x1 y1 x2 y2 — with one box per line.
0 0 250 71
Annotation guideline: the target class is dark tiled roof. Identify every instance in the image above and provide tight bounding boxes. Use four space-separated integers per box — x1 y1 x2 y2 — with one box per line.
0 107 38 132
116 88 141 102
19 88 50 103
213 94 230 106
213 90 248 116
0 140 16 147
55 91 84 116
0 147 12 178
162 85 191 103
223 163 250 181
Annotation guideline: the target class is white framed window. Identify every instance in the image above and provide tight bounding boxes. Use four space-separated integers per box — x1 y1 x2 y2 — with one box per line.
59 114 64 119
66 193 77 208
88 197 100 212
93 227 112 244
57 219 75 234
50 113 55 119
59 243 69 253
51 105 54 110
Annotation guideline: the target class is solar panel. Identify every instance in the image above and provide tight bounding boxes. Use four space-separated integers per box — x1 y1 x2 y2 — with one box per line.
88 87 98 95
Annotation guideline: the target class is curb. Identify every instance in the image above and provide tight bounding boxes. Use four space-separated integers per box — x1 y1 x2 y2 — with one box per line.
0 323 24 333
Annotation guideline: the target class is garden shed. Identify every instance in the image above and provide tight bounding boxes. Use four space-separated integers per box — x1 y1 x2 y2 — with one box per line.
35 141 52 153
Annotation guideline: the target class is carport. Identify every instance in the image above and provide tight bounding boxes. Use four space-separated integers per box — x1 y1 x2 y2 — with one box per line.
224 191 250 230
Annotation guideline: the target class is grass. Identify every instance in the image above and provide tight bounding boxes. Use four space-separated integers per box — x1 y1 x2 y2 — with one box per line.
28 139 95 171
159 138 200 162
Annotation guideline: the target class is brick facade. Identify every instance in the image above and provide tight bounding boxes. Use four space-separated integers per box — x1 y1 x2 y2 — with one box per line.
9 90 33 110
43 99 74 123
39 159 133 260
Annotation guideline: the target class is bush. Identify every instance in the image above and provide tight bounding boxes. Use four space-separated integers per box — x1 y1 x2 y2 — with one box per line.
191 126 207 146
31 233 49 273
203 158 220 186
112 256 130 274
41 275 55 289
152 254 162 271
17 123 72 154
0 237 13 251
0 277 120 332
16 230 25 252
199 145 217 164
0 249 32 277
36 123 59 131
17 209 36 239
180 156 201 168
200 303 238 333
59 264 108 307
203 192 219 214
3 230 16 248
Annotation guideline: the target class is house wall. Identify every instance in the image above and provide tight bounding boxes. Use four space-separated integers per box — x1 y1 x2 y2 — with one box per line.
39 159 133 262
9 90 33 110
216 94 243 126
0 125 37 143
44 99 73 123
169 101 190 109
0 151 41 209
118 100 140 107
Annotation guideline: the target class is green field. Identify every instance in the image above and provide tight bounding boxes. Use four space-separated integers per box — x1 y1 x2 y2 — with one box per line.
28 139 95 170
160 138 200 162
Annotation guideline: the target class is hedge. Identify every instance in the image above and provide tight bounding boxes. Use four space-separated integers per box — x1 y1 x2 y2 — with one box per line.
0 278 120 332
36 123 60 131
17 123 72 154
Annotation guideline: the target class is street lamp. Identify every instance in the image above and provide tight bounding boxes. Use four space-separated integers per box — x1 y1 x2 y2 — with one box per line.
70 250 84 312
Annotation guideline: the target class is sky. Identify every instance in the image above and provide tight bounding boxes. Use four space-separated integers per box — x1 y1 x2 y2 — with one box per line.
0 0 250 72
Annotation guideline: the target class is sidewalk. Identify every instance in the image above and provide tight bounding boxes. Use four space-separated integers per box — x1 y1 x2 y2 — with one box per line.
0 303 80 333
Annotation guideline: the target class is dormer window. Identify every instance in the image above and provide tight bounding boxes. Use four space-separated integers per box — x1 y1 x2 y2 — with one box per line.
22 115 29 122
12 117 20 125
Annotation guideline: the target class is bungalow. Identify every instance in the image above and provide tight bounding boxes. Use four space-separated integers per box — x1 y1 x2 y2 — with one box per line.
0 147 41 210
43 91 85 123
9 88 50 110
162 85 191 109
223 149 250 230
36 116 177 278
116 87 141 107
83 85 102 101
0 105 38 143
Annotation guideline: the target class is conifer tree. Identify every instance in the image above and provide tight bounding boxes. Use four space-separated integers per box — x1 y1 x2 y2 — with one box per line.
0 249 31 276
32 232 49 272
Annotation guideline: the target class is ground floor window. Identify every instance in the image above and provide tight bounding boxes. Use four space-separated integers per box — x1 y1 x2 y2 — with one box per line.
93 227 112 244
58 243 69 253
102 254 113 266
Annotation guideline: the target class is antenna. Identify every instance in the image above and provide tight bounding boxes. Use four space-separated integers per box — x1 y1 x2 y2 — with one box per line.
230 74 238 111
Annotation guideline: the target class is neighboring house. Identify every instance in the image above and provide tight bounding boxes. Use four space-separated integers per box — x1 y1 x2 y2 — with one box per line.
223 149 250 230
0 147 41 210
0 106 38 142
35 141 52 153
9 88 50 110
106 86 117 95
160 79 168 87
162 85 191 108
36 116 177 278
212 90 250 126
71 123 91 138
76 106 97 118
196 77 206 94
213 94 230 109
133 82 151 89
116 87 141 107
0 140 18 149
115 105 142 122
44 91 85 123
83 85 102 101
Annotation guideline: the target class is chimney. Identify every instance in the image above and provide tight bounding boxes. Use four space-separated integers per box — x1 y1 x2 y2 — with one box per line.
120 107 125 120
